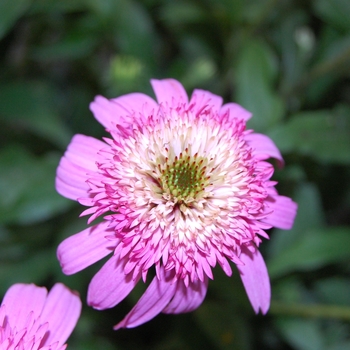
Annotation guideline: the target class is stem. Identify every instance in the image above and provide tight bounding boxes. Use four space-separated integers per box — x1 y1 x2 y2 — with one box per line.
270 301 350 321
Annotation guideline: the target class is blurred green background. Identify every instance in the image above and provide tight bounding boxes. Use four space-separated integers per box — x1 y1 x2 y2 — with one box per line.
1 0 350 349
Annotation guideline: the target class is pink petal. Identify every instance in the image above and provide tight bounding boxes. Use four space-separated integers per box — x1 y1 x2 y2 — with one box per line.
261 195 298 230
90 93 158 131
162 277 208 314
150 79 188 106
219 102 252 121
39 283 81 347
1 284 47 331
57 222 115 275
114 268 178 329
189 89 223 115
56 134 106 200
87 254 140 310
237 245 270 314
245 133 284 166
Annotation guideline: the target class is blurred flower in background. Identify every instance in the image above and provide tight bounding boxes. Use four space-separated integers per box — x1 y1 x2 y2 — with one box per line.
0 283 81 350
55 78 297 328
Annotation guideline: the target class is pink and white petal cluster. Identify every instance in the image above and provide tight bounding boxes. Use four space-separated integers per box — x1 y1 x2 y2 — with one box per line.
56 78 297 328
0 283 81 350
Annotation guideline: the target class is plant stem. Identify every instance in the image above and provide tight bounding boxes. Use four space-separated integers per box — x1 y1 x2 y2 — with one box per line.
270 301 350 321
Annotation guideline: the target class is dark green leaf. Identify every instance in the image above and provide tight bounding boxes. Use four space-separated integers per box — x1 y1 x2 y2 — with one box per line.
0 250 57 295
314 0 350 32
29 0 89 14
276 318 325 350
31 30 98 61
268 227 350 278
315 278 350 306
268 106 350 164
159 1 207 26
0 0 30 40
0 146 73 225
234 40 285 133
0 81 72 148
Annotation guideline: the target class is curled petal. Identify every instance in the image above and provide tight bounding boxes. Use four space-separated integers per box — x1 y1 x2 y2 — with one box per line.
114 268 177 329
262 195 298 230
162 277 208 314
56 134 106 200
151 78 189 106
219 102 252 121
88 254 140 310
245 133 284 166
90 94 158 131
237 245 270 314
57 222 115 275
39 283 81 347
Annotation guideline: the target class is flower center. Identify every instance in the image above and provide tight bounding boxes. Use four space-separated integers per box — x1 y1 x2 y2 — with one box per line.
159 148 210 202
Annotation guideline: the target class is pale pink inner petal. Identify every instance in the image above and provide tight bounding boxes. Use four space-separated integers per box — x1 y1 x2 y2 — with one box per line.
87 254 140 310
39 283 81 347
261 195 298 230
162 277 208 314
114 268 178 329
219 102 252 121
56 134 106 200
189 89 223 115
1 284 47 331
151 78 189 106
237 245 271 314
244 133 284 166
90 93 158 131
57 222 115 275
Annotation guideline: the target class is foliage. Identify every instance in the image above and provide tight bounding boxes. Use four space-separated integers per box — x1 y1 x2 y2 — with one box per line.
1 0 350 349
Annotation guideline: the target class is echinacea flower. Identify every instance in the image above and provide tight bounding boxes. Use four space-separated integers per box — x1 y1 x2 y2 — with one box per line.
56 78 297 329
0 283 81 350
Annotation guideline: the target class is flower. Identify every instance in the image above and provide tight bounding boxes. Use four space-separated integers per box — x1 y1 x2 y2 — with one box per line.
56 78 297 329
0 283 81 350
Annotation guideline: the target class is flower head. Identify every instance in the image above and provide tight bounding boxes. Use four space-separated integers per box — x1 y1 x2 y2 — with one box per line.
0 283 81 350
56 79 297 329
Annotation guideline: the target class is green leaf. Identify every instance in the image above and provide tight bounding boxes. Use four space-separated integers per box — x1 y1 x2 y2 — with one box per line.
314 0 350 32
315 278 350 306
329 342 350 350
234 40 285 133
0 0 30 40
0 81 72 149
31 29 98 61
268 105 350 164
276 318 325 350
305 34 350 104
277 11 314 94
88 0 158 69
0 250 57 296
29 0 89 13
0 146 73 225
268 227 350 278
159 1 207 26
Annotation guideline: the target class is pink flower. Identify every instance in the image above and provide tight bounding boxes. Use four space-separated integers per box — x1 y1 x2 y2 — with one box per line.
0 283 81 350
56 79 297 329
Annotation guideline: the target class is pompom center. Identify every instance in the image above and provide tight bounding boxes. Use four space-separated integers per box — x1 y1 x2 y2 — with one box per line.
158 147 211 203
